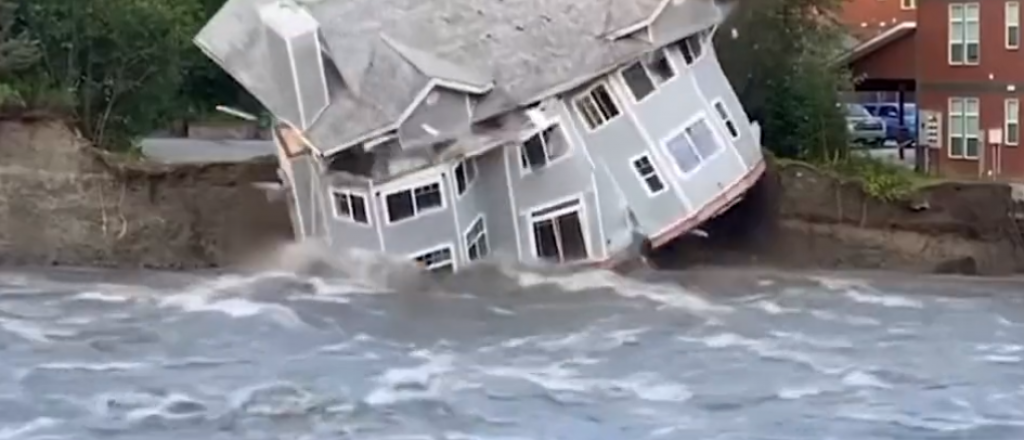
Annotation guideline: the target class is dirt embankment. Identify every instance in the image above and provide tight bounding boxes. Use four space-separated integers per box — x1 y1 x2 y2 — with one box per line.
654 156 1024 275
3 117 1024 275
0 117 293 269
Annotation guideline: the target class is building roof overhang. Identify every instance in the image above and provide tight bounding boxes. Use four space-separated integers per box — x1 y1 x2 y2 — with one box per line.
834 21 916 67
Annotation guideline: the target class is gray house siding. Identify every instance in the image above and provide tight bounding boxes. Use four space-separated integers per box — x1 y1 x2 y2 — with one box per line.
561 87 687 241
375 169 462 267
628 45 748 211
691 49 761 169
288 156 318 239
398 86 471 148
504 103 605 263
453 149 518 264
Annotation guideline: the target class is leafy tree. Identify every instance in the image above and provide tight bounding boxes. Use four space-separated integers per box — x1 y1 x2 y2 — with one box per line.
15 0 203 148
716 0 851 161
0 0 38 106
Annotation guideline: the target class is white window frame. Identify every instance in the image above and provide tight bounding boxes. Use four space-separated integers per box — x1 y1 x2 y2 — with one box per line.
1007 98 1020 146
949 3 981 65
629 153 668 196
409 243 456 273
329 188 372 226
519 123 573 174
572 82 621 131
901 0 916 10
381 178 446 225
526 195 591 262
452 157 478 197
660 113 726 177
710 98 741 140
620 49 677 103
677 32 704 66
1008 1 1020 49
463 215 489 262
948 97 981 159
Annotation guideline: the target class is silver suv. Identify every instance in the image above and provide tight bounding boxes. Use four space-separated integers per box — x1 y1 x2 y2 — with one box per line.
844 103 887 147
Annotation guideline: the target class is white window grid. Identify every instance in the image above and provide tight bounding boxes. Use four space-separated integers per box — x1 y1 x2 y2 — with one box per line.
948 97 980 159
1007 1 1020 49
949 3 981 65
1006 98 1020 145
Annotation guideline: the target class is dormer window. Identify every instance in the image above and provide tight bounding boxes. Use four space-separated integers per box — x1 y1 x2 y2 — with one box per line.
678 33 704 65
622 50 676 101
521 125 570 171
573 83 621 130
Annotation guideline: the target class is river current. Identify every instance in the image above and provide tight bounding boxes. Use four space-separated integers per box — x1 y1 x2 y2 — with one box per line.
1 258 1023 440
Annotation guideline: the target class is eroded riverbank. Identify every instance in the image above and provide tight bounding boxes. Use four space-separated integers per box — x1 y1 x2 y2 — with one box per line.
3 116 1023 275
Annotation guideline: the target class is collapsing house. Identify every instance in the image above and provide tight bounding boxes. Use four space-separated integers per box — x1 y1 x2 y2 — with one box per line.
195 0 766 273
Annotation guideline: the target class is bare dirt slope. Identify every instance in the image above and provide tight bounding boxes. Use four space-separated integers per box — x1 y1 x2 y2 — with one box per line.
654 157 1024 275
0 116 293 269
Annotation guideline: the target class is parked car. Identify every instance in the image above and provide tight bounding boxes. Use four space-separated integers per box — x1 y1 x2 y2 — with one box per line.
862 102 918 144
843 103 886 147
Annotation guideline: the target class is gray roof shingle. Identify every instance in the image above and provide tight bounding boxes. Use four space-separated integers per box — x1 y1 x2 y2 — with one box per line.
196 0 690 152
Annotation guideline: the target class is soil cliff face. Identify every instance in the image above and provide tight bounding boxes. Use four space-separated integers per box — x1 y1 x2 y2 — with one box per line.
0 117 293 269
654 157 1024 275
3 117 1023 274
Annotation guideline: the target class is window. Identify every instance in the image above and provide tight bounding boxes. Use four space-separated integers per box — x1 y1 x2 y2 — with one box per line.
631 155 666 195
949 3 981 65
330 189 369 224
464 217 489 261
1007 98 1020 145
453 158 478 195
622 50 677 102
520 125 570 170
573 84 620 130
663 117 723 174
413 246 454 274
384 181 444 223
531 200 589 263
677 33 703 65
622 62 656 101
901 0 916 9
712 100 740 140
1008 2 1020 49
948 97 980 158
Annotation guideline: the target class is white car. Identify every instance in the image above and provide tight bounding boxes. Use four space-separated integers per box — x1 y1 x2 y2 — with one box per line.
844 103 887 147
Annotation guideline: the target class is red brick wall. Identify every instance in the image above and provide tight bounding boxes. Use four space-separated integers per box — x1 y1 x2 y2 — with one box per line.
920 90 1024 179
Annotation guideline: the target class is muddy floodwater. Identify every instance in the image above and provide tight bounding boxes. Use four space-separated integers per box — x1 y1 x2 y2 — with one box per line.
1 263 1023 440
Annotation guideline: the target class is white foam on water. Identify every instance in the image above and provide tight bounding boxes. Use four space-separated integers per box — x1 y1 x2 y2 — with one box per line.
28 361 148 374
809 309 882 327
769 331 854 350
615 372 692 402
0 417 60 439
159 293 306 328
72 291 131 303
844 290 924 309
840 370 891 389
680 332 851 375
751 299 801 315
502 266 732 315
777 384 830 400
364 352 458 406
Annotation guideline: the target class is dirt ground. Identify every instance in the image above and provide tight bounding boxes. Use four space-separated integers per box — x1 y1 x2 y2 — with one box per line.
3 116 1023 275
652 156 1024 275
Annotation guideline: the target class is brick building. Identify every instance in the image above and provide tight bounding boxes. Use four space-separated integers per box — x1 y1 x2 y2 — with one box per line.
839 0 1024 179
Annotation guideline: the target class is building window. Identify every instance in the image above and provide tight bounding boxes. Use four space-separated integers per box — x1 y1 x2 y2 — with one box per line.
622 50 676 102
412 246 454 273
464 216 489 261
948 97 980 158
901 0 916 9
453 157 478 195
949 3 981 65
1007 98 1020 145
520 125 570 170
663 117 723 174
384 181 444 223
530 199 589 263
677 33 704 65
573 84 620 130
330 189 370 225
1008 1 1020 49
631 155 666 195
712 100 740 140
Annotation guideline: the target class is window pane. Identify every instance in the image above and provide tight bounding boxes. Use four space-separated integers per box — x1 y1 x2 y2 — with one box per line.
966 4 979 20
645 51 675 83
966 98 979 114
949 115 964 135
575 96 603 130
454 163 467 193
966 22 980 40
522 133 547 168
950 136 965 156
1010 27 1021 47
1009 100 1020 120
633 156 655 176
556 213 588 261
334 193 351 218
386 191 415 222
950 22 964 42
950 43 965 63
666 133 701 173
592 86 620 120
686 119 722 159
623 62 655 101
967 115 980 135
351 194 368 223
645 175 665 193
477 235 489 258
950 98 964 114
468 242 479 261
543 126 569 159
1008 123 1020 144
966 137 980 157
533 220 560 259
413 183 442 210
951 4 964 19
